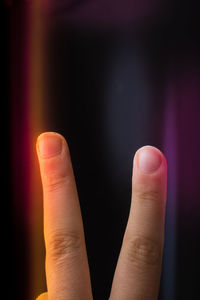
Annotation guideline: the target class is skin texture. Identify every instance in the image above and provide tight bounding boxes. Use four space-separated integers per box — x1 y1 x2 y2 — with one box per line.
36 132 167 300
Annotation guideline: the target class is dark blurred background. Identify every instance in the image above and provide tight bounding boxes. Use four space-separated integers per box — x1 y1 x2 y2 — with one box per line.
5 0 200 299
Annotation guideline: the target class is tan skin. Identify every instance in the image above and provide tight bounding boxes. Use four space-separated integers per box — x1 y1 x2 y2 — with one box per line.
35 132 167 300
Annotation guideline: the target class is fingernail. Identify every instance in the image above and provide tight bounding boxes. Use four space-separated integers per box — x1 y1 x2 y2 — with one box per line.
138 146 162 173
37 133 62 158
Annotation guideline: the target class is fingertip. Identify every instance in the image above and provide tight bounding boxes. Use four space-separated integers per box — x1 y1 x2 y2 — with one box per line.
36 132 68 159
36 132 65 146
134 145 167 174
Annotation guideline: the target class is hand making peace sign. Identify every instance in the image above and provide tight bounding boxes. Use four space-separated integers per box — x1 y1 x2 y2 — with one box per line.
36 132 167 300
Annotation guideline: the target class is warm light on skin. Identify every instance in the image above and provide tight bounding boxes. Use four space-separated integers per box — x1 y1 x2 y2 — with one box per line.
36 293 48 300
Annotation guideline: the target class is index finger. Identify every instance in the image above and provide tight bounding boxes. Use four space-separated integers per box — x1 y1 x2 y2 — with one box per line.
36 132 93 300
109 146 167 300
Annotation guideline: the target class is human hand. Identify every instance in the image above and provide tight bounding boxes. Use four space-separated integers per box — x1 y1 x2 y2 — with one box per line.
35 132 167 300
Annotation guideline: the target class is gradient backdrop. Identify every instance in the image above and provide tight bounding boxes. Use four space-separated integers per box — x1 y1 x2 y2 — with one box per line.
6 0 200 299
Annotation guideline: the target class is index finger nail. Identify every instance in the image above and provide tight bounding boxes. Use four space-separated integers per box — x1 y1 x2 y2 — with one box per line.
138 146 162 173
37 133 62 158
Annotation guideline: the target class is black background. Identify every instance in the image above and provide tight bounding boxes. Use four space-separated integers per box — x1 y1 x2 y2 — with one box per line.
5 1 200 299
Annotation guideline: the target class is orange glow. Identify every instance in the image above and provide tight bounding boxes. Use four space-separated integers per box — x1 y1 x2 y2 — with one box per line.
29 1 48 299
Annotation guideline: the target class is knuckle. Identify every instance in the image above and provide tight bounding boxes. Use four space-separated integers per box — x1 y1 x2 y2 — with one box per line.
44 173 68 192
125 236 161 267
48 231 82 264
136 189 160 203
